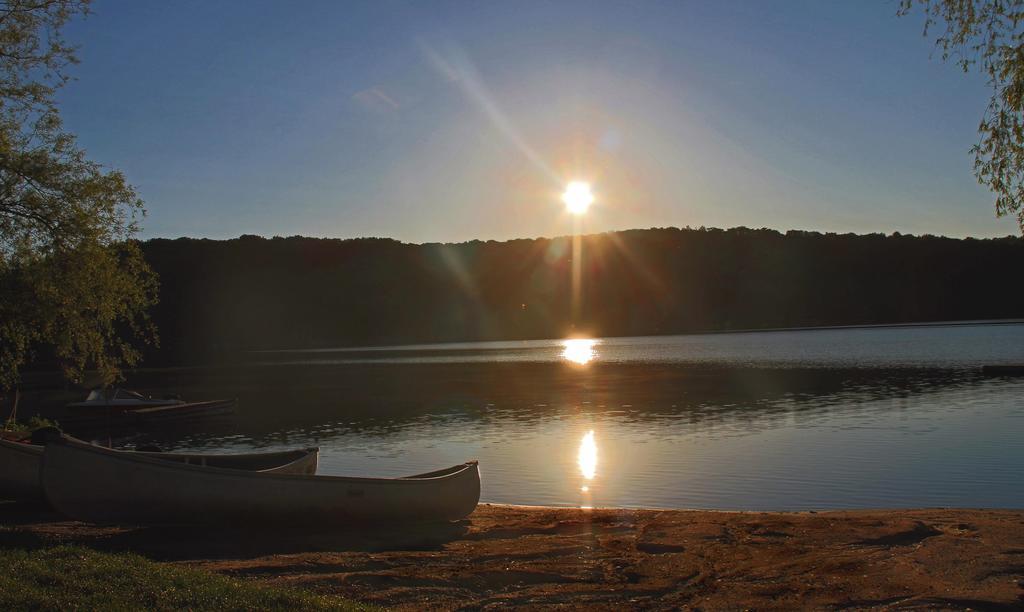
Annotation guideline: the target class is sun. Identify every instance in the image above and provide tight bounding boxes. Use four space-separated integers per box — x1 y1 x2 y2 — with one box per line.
562 181 594 215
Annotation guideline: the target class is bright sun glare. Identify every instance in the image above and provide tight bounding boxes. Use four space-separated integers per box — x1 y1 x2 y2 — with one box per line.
562 338 597 365
562 181 594 215
578 430 597 482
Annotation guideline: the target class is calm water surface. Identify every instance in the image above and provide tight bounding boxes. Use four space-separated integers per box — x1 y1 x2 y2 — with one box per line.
114 323 1024 510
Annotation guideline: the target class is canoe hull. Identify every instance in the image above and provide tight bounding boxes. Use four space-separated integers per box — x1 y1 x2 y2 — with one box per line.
42 439 480 525
0 439 45 501
1 439 318 501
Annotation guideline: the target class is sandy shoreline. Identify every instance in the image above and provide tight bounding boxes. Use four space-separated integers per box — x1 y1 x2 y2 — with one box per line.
2 502 1023 609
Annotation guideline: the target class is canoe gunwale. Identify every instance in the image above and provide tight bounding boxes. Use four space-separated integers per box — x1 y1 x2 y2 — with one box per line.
144 447 318 467
254 450 319 474
0 438 44 456
406 460 480 479
3 438 321 504
1 438 317 468
49 437 476 484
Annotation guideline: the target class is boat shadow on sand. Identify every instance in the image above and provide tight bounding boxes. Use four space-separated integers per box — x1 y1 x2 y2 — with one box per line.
0 500 470 560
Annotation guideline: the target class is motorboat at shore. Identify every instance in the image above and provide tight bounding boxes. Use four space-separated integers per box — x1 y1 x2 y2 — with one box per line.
67 388 186 409
57 388 236 428
41 436 480 525
0 433 318 501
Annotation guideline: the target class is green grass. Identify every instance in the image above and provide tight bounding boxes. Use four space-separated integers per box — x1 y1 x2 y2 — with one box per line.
0 546 371 611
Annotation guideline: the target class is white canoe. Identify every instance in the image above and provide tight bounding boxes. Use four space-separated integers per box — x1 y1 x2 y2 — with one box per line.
0 437 318 501
0 438 45 500
41 437 480 525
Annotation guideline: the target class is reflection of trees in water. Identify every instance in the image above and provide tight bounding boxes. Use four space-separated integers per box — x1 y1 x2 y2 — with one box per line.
108 362 989 449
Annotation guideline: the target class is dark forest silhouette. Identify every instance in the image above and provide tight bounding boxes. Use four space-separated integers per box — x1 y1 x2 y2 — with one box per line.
141 227 1024 363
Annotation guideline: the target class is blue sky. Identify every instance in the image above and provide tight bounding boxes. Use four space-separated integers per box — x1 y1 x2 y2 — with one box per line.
59 0 1017 241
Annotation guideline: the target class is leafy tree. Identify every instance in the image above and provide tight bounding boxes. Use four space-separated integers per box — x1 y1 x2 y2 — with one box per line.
900 0 1024 232
0 0 156 390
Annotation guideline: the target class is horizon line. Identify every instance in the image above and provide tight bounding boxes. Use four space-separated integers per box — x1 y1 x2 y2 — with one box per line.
141 224 1024 247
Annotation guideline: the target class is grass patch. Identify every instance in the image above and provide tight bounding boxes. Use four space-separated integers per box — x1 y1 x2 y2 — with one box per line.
0 545 370 611
2 416 59 436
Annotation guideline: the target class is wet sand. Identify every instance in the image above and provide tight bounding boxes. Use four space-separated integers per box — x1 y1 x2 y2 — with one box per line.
2 502 1023 609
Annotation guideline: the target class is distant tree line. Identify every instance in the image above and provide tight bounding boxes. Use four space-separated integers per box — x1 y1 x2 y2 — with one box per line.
140 227 1024 363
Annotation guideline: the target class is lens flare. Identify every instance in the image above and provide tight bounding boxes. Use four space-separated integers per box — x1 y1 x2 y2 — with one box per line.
562 181 594 215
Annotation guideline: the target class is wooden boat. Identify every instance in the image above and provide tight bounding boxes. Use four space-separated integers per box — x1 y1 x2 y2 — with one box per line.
41 436 480 525
0 436 318 501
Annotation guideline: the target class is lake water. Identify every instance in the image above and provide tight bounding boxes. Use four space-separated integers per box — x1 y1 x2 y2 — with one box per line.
111 322 1024 510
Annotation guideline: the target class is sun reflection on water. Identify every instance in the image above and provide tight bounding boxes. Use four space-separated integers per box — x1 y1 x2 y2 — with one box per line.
578 430 597 481
562 338 597 365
